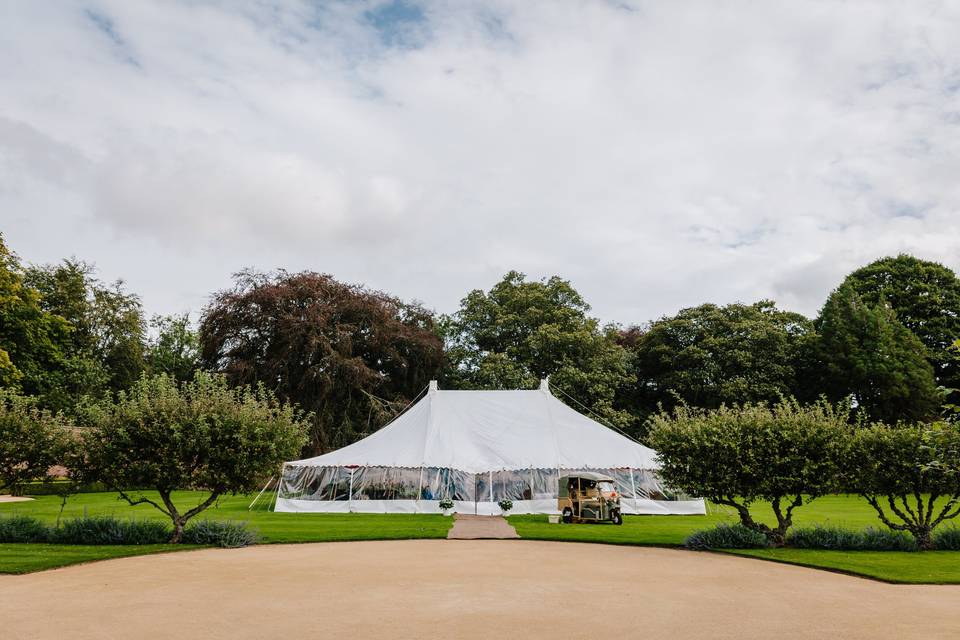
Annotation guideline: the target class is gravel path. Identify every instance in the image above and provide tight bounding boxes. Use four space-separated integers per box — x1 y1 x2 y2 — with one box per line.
1 540 957 640
447 514 520 539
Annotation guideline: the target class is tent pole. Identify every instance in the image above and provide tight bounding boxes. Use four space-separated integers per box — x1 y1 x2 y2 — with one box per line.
629 468 637 511
416 466 424 513
348 468 354 513
489 470 493 507
248 476 274 510
270 470 281 512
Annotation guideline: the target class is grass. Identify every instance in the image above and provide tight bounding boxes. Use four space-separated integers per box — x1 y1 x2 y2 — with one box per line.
0 491 452 573
4 492 960 583
726 549 960 584
509 495 891 546
508 495 960 583
0 543 198 574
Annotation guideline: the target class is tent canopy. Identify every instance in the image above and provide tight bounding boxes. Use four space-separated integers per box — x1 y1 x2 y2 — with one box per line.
288 379 660 473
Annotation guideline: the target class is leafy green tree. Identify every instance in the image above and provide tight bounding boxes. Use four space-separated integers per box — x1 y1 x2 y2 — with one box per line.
199 270 444 454
0 389 73 496
647 399 851 546
23 259 146 411
816 284 939 423
848 421 960 550
843 255 960 391
621 301 815 422
0 234 71 394
146 313 200 380
80 373 308 542
441 271 634 430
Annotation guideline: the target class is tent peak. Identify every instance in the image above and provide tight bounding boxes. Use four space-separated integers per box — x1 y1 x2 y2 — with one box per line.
428 380 439 394
539 377 551 394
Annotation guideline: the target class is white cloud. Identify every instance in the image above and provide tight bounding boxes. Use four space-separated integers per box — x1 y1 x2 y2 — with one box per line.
2 0 959 324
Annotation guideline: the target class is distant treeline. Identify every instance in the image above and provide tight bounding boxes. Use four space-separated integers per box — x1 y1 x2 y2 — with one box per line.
2 233 958 454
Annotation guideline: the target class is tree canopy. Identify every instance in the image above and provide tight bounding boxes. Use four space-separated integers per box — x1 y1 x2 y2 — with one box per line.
843 254 960 392
22 258 146 413
0 388 73 496
647 399 851 545
440 271 634 431
145 313 200 381
0 235 71 396
816 283 940 423
847 421 960 549
620 301 815 421
199 270 444 454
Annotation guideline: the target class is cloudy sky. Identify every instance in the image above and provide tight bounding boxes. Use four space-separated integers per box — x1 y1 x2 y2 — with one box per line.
2 1 959 325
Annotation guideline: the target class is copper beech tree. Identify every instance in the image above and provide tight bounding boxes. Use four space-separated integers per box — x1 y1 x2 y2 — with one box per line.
647 399 851 546
81 373 307 543
199 270 444 454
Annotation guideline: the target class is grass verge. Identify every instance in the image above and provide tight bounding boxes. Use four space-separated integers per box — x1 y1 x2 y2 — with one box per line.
725 548 960 584
0 491 452 573
508 495 960 584
0 543 199 574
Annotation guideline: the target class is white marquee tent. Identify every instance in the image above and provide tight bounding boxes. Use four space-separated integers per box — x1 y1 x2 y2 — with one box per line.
275 380 705 515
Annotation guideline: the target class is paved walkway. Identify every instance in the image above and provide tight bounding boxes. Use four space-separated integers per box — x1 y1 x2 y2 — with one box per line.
446 513 520 539
2 540 957 640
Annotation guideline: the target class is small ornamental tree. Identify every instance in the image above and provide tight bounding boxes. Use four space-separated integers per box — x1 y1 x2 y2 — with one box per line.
847 421 960 550
82 372 308 542
647 399 850 546
0 389 72 495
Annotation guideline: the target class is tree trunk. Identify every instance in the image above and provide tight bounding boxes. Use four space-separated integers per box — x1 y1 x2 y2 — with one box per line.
914 527 934 551
170 518 186 544
766 528 787 548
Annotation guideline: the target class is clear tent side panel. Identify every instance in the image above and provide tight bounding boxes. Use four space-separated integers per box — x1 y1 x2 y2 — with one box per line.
279 464 682 507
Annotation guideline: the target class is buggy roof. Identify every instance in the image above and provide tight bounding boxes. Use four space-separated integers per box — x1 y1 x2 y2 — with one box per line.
559 471 615 482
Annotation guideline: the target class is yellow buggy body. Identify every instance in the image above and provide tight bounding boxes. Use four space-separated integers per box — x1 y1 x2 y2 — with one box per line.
558 472 623 525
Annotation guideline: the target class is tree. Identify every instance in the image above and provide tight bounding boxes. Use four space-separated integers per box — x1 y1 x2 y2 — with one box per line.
848 421 960 550
621 301 815 422
816 284 939 423
647 399 851 546
199 270 444 454
0 389 73 496
0 234 71 395
843 255 960 392
23 258 146 412
146 313 200 380
441 271 634 431
81 373 308 542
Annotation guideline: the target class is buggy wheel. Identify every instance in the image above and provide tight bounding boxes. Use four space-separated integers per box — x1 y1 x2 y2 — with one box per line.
562 507 573 523
611 510 623 525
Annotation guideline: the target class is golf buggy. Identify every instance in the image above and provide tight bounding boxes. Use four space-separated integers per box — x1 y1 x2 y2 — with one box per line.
558 472 623 525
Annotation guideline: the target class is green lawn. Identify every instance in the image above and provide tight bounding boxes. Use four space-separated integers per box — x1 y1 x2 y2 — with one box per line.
0 491 452 573
509 495 892 546
508 495 960 583
726 548 960 584
0 543 198 574
4 492 960 583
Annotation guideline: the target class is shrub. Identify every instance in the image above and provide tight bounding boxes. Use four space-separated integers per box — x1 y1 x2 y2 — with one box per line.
684 524 769 551
438 498 454 510
51 516 170 545
934 527 960 551
787 525 916 551
497 499 513 513
0 515 49 543
0 390 74 496
181 520 258 548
